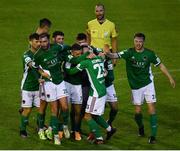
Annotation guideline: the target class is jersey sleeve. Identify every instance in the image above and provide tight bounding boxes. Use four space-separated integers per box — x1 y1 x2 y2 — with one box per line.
23 54 32 65
151 51 161 67
66 60 88 75
117 49 130 60
76 60 88 71
111 23 118 38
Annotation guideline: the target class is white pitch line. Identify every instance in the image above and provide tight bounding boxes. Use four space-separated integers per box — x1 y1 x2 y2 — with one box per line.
116 69 180 81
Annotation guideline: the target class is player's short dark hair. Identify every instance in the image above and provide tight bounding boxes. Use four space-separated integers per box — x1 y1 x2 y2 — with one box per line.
134 33 145 41
39 18 52 28
76 33 87 41
95 3 105 10
71 43 82 51
39 33 50 39
52 31 64 38
29 33 39 41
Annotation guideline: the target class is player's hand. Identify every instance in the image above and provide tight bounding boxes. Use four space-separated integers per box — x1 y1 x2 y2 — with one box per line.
103 44 110 54
98 52 105 57
169 78 176 88
38 79 45 84
112 59 117 67
87 52 96 59
41 72 51 79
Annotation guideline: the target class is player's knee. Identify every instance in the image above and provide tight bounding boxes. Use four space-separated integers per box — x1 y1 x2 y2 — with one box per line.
61 105 69 112
22 108 32 116
84 113 92 121
135 105 142 113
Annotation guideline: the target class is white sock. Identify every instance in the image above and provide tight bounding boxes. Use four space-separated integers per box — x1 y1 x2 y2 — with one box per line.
106 126 112 132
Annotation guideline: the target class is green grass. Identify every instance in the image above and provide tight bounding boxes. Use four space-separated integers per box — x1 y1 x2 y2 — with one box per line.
0 0 180 149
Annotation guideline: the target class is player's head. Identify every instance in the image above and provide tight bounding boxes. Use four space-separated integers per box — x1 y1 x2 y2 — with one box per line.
71 43 83 57
52 31 64 44
39 18 52 33
76 33 87 45
95 3 105 21
29 33 40 50
39 33 50 49
134 33 145 50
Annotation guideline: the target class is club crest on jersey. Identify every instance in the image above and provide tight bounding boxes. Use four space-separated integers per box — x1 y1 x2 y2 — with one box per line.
143 56 147 61
104 32 109 37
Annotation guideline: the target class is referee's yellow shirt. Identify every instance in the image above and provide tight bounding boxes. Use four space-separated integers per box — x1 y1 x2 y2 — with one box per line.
87 19 118 49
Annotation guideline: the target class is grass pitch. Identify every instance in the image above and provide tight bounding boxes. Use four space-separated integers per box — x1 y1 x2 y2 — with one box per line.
0 0 180 149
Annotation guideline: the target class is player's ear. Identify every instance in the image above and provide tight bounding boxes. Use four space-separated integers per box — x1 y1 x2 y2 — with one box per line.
29 41 32 45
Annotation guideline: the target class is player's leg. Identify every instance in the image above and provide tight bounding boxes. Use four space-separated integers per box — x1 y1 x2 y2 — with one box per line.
91 95 116 140
84 112 103 144
20 90 33 138
145 82 157 144
37 99 47 130
37 83 48 131
57 81 70 139
81 86 90 118
132 87 145 137
106 84 118 127
70 84 82 141
58 97 69 139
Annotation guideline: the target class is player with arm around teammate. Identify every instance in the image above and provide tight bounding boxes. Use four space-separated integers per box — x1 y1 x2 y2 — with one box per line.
66 45 116 144
19 33 50 138
104 33 175 144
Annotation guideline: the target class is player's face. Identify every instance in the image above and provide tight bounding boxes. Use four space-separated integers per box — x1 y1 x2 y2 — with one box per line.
134 37 144 50
95 6 105 20
40 37 49 49
54 35 64 44
77 39 87 45
30 39 40 50
71 50 82 57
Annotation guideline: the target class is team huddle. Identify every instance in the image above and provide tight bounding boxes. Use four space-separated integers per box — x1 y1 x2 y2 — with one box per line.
19 3 175 145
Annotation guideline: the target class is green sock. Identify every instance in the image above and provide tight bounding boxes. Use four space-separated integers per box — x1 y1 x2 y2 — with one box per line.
50 115 59 135
93 115 109 129
134 113 144 128
61 110 69 125
20 115 29 131
37 113 44 129
108 109 118 125
58 121 63 131
150 114 157 137
87 119 102 138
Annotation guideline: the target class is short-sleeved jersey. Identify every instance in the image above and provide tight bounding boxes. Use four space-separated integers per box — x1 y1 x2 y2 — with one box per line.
117 48 161 89
69 56 106 98
87 19 118 49
21 50 40 91
33 44 66 84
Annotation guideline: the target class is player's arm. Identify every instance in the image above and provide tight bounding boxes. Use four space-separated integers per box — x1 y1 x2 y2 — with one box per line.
111 23 118 65
103 44 120 59
111 37 118 65
151 52 175 88
68 52 90 64
158 63 176 88
27 61 51 80
66 61 87 75
86 24 91 45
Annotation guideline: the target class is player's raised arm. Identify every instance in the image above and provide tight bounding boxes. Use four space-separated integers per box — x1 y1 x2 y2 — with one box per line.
103 44 120 59
158 63 176 88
